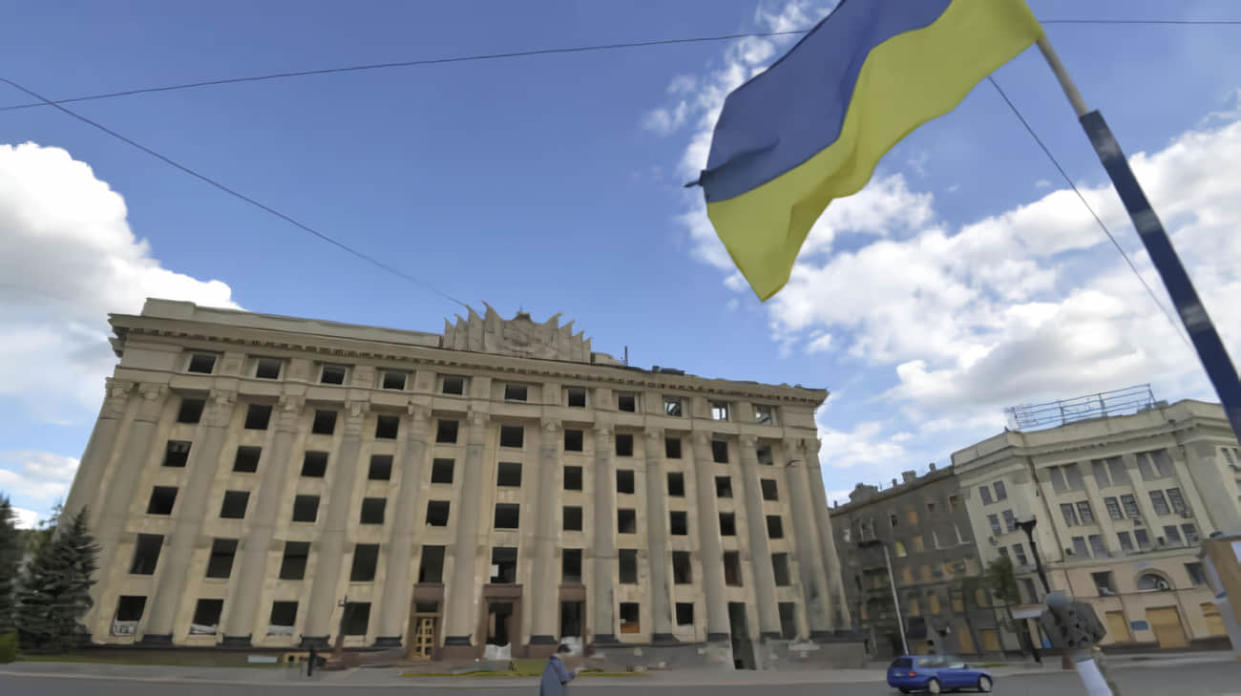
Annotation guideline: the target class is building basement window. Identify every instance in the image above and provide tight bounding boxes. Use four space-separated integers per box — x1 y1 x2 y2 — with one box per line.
497 462 522 487
667 472 685 497
441 375 466 395
431 459 454 484
381 370 407 390
563 548 583 583
130 534 163 575
779 603 797 639
500 425 524 448
491 547 518 583
219 491 249 519
564 466 583 491
618 508 637 534
360 498 386 525
418 546 445 583
670 511 688 535
351 544 380 582
368 454 392 480
619 603 640 634
301 451 328 477
672 551 692 584
147 486 177 515
280 542 310 579
616 469 635 494
177 398 205 424
191 599 224 633
564 429 583 452
292 495 320 523
342 602 370 635
255 358 282 379
244 404 272 430
319 364 348 385
311 409 337 435
495 503 520 529
187 353 217 374
619 549 638 584
206 539 237 579
426 501 450 526
233 446 261 472
269 602 297 633
563 506 583 531
115 595 147 624
676 602 694 626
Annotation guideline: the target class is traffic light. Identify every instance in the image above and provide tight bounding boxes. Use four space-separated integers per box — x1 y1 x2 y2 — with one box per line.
1039 591 1106 651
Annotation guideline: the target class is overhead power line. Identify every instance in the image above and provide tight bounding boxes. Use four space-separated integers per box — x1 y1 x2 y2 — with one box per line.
0 77 470 310
1 18 1239 113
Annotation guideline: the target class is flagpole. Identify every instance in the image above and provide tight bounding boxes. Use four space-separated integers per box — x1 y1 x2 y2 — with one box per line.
1035 34 1241 450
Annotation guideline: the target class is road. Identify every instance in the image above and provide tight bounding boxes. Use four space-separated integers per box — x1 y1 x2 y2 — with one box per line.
0 660 1237 695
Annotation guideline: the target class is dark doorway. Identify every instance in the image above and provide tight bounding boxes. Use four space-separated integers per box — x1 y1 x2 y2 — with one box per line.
487 602 514 647
728 602 756 670
560 601 583 639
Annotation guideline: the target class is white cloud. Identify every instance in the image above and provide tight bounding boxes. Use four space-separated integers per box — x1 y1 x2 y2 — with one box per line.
0 450 78 502
11 506 40 529
815 420 911 470
0 142 239 423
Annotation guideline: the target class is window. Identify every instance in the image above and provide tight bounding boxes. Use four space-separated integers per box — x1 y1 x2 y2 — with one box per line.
673 551 692 584
301 451 328 477
375 415 399 439
1108 457 1129 485
892 540 906 558
184 352 217 374
497 461 523 487
1117 531 1134 552
1121 494 1141 520
1072 536 1090 557
241 403 271 430
1104 497 1122 520
350 544 379 582
1135 528 1151 550
360 498 386 525
147 486 177 515
978 486 993 505
766 515 784 539
311 409 337 435
772 553 791 586
191 599 224 632
997 547 1009 560
1012 544 1028 565
754 404 775 424
912 536 925 553
1065 463 1085 490
710 401 730 421
617 392 637 412
761 479 778 501
418 546 445 583
494 503 520 529
1163 525 1182 546
1092 571 1116 595
292 495 320 522
114 596 148 626
665 437 682 459
676 602 694 626
504 383 528 402
1089 534 1106 556
428 458 454 484
723 551 743 586
436 419 459 444
1077 501 1095 525
711 440 729 464
1150 449 1176 477
667 472 685 497
500 425 524 448
319 364 347 385
219 490 249 519
342 602 371 635
757 445 774 466
562 505 583 531
1049 466 1067 493
1185 562 1207 586
614 433 633 456
381 370 407 390
491 547 517 583
426 501 450 526
618 508 637 534
441 375 466 395
1002 509 1016 532
563 548 582 583
1166 487 1187 515
255 358 282 380
926 501 936 516
949 494 963 512
615 469 634 494
233 445 261 472
564 429 583 452
993 481 1007 501
130 534 163 574
664 397 683 417
619 549 638 584
280 541 310 579
719 512 736 536
368 454 392 480
670 511 688 535
906 508 919 526
1091 459 1112 488
778 602 797 639
1150 490 1170 516
1182 523 1200 544
205 538 237 579
987 514 1001 536
177 398 206 425
269 601 297 632
564 466 583 491
619 602 640 634
565 387 587 407
1137 573 1172 591
715 476 733 498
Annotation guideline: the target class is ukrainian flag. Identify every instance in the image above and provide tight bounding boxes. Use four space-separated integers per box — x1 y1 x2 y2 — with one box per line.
698 0 1043 300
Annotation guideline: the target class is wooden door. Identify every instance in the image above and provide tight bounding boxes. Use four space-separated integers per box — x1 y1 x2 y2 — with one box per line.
1105 611 1131 643
955 626 975 654
411 616 436 660
1146 606 1188 649
1201 602 1226 637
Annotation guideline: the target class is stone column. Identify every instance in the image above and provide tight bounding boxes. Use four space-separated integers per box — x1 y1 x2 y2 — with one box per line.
374 403 432 646
64 378 132 525
443 407 489 650
738 434 781 638
96 383 167 577
591 422 618 644
143 389 237 643
643 429 675 643
302 401 369 645
528 417 562 646
690 431 729 642
805 438 848 630
785 439 832 636
1178 442 1239 535
222 394 303 645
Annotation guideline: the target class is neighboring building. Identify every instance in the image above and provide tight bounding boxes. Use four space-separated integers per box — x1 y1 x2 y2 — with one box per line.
64 299 860 668
831 466 1011 658
953 399 1241 652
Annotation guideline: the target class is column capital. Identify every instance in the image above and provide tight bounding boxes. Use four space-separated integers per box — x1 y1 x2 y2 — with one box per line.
593 422 612 439
467 407 489 428
203 390 238 427
540 417 563 434
406 402 432 423
101 378 134 419
783 438 803 457
643 428 664 442
137 382 167 401
739 433 758 448
343 400 371 436
135 383 168 422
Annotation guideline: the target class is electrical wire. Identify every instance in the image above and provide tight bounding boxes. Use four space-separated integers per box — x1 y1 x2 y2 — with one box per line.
0 77 470 310
985 76 1194 351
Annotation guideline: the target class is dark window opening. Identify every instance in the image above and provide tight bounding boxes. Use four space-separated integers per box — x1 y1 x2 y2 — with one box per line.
147 486 177 515
500 425 524 448
676 602 694 626
615 433 634 457
491 547 517 583
564 429 583 452
619 549 638 584
667 472 685 497
563 548 582 583
619 602 640 634
670 510 688 535
504 383 528 402
220 490 249 519
279 541 310 580
342 602 370 635
301 451 328 477
426 501 450 526
664 398 683 417
617 393 637 412
563 506 583 531
497 461 522 487
712 440 729 463
130 534 163 575
665 437 682 459
381 370 407 390
360 498 386 525
233 446 261 473
724 551 743 586
756 446 774 466
244 404 272 430
205 538 237 579
418 546 445 583
616 469 635 494
560 600 583 638
375 415 400 439
431 458 454 484
761 479 779 501
772 553 791 586
715 476 733 498
494 503 520 529
778 602 797 639
441 375 466 395
564 466 583 491
350 544 380 582
187 353 217 374
566 387 587 407
618 508 637 534
311 409 337 435
269 601 297 629
719 513 736 536
115 595 147 622
368 454 393 480
164 440 192 467
255 358 282 380
319 365 347 385
436 419 459 444
177 398 205 424
767 515 784 539
292 495 320 522
672 551 692 584
192 599 224 629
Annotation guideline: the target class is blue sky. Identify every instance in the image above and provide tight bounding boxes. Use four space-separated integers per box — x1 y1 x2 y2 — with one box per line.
3 0 1241 526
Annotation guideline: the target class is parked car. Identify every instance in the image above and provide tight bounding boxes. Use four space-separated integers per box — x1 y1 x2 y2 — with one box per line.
887 655 994 693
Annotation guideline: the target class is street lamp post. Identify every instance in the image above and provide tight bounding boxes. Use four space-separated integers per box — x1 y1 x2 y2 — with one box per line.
1016 518 1051 594
860 539 908 655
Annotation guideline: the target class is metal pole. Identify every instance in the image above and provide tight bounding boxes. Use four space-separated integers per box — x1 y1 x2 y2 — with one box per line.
882 544 909 654
1021 523 1051 594
1036 34 1241 445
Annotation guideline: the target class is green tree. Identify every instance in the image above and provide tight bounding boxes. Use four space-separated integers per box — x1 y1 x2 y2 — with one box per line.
15 507 99 652
983 556 1019 605
0 496 20 635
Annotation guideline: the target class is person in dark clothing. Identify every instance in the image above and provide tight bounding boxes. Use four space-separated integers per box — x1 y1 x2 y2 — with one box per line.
539 644 578 696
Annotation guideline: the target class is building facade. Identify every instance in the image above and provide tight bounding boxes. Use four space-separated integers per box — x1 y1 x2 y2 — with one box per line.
953 400 1241 652
831 466 1012 659
65 299 859 667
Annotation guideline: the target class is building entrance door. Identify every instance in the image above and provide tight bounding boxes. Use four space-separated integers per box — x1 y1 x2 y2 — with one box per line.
1146 606 1188 649
411 617 436 660
728 602 756 670
1105 611 1131 643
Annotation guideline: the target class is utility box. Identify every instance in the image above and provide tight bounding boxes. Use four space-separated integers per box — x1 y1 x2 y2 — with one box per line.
1200 533 1241 659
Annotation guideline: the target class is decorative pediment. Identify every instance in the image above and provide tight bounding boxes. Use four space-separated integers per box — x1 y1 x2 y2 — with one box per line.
442 303 591 362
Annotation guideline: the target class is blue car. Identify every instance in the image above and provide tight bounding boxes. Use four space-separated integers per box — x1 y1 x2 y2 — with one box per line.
887 655 994 693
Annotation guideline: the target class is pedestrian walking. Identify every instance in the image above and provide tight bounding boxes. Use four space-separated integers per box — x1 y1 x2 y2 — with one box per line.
539 644 578 696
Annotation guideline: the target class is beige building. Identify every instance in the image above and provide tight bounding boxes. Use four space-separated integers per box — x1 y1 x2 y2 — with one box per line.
953 399 1241 652
64 299 859 667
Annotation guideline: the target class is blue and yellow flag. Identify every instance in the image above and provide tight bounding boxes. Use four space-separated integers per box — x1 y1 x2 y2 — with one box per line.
697 0 1043 300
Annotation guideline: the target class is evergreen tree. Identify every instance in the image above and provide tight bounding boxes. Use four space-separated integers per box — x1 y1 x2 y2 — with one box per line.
0 496 20 634
16 507 99 652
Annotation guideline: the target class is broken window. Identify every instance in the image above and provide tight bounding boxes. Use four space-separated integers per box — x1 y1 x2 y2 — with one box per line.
715 476 732 498
500 425 524 448
712 440 729 463
563 548 582 583
723 551 743 586
565 387 587 407
381 370 407 390
360 498 386 525
130 534 163 575
667 472 685 497
255 358 282 379
441 375 466 395
618 508 636 534
619 549 638 584
719 513 736 536
292 495 319 522
187 353 217 374
754 404 775 424
418 546 445 583
497 461 522 487
147 486 177 515
772 553 791 586
311 409 337 435
756 445 773 466
368 454 392 480
244 404 272 430
615 433 633 457
504 383 528 402
269 601 297 633
616 469 635 494
676 602 694 626
619 602 640 634
431 458 454 484
761 479 778 501
436 419 459 444
375 415 400 439
219 490 249 519
710 401 730 421
191 599 224 633
491 547 517 583
177 397 205 425
670 511 688 535
664 397 683 417
564 466 583 491
319 364 348 385
279 541 310 579
564 429 583 452
672 551 692 584
494 503 520 529
233 445 260 472
350 544 380 582
665 436 682 459
342 602 371 635
301 451 328 477
426 501 450 526
563 506 583 531
778 602 797 639
617 392 637 412
205 538 237 579
767 515 784 539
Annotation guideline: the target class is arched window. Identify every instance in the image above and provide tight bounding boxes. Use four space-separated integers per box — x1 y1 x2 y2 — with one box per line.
1137 573 1172 591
